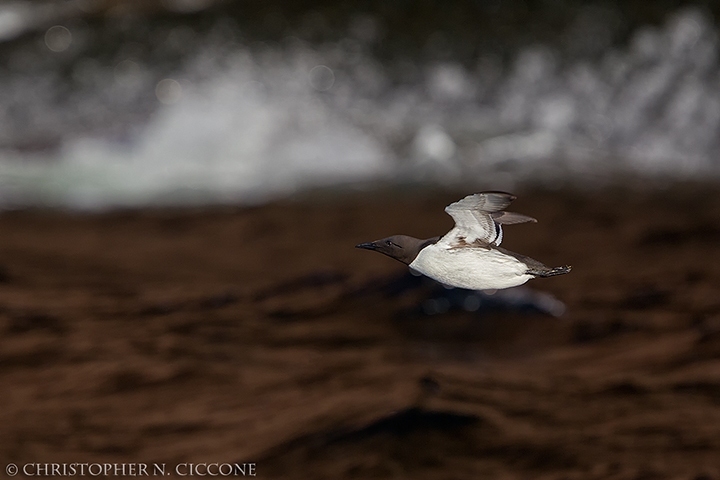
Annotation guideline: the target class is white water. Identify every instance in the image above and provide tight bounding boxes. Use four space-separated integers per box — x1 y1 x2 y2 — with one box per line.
1 7 719 209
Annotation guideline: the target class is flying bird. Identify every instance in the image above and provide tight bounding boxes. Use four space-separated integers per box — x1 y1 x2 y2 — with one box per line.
356 192 571 290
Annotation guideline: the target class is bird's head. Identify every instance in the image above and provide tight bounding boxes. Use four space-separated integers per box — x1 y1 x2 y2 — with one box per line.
355 235 432 265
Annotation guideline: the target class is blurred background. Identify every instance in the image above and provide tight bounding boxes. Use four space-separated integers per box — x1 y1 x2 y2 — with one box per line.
2 1 720 479
2 0 720 207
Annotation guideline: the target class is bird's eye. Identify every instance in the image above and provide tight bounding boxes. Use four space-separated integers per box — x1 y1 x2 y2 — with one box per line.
385 240 392 246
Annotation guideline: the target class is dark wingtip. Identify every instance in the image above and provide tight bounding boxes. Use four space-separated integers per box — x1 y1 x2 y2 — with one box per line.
483 190 516 200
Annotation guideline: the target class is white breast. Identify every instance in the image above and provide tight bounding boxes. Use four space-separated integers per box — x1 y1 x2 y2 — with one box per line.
408 244 532 290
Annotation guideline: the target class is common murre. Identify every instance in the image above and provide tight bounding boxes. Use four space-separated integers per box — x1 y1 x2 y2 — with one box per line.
356 192 571 290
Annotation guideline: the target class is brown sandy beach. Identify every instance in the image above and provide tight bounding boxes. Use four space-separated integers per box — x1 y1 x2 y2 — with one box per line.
1 185 720 479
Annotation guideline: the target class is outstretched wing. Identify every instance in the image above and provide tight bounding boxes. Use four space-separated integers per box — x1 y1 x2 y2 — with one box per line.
440 192 536 247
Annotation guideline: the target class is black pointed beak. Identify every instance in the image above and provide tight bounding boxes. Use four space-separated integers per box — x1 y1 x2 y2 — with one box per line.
355 241 378 251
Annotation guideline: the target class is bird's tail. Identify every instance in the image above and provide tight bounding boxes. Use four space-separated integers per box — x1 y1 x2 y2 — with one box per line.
534 265 572 277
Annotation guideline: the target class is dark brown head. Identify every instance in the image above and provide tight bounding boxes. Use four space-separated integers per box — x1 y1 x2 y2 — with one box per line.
355 235 439 265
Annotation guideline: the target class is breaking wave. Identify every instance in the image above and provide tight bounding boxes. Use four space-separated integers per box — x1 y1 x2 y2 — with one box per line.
1 5 719 208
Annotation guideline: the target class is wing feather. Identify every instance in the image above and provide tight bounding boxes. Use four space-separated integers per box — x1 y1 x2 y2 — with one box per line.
491 211 537 225
440 192 535 247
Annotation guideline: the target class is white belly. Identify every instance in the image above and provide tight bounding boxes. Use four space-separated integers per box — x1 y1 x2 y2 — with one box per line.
408 245 532 290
